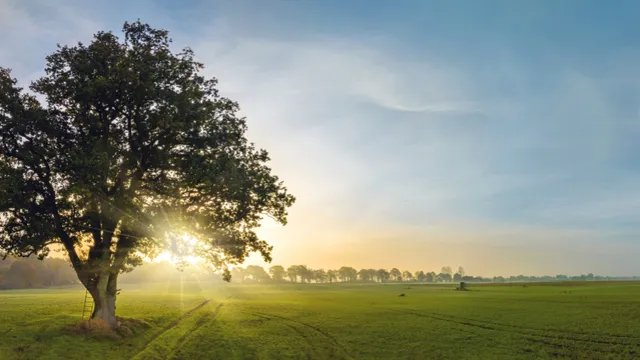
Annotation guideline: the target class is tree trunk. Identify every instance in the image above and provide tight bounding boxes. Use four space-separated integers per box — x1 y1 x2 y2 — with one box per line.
91 288 117 327
88 272 118 328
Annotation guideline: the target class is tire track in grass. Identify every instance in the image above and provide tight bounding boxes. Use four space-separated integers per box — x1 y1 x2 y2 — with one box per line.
386 308 636 356
165 301 227 360
394 308 614 350
253 311 354 359
248 312 315 360
245 309 355 360
427 308 640 342
428 310 640 347
165 296 233 360
130 299 211 360
387 308 590 358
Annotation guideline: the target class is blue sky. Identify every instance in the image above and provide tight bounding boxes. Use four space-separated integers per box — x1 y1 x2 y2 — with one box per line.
3 0 640 275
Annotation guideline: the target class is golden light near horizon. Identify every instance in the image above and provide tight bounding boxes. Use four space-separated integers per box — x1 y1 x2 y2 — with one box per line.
146 216 289 266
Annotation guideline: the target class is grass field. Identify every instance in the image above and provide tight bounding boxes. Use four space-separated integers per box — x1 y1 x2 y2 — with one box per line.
2 281 640 359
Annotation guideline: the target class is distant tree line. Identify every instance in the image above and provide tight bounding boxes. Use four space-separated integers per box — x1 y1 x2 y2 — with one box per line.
0 256 632 289
0 257 78 289
226 265 623 284
229 265 478 284
490 273 617 282
0 257 220 289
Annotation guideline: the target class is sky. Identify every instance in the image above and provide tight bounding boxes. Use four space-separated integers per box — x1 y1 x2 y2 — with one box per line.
3 0 640 276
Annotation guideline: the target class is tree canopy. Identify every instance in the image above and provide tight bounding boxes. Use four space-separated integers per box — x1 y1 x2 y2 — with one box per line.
0 21 295 326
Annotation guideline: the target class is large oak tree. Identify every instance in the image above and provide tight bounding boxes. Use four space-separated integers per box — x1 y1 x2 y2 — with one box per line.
0 21 295 327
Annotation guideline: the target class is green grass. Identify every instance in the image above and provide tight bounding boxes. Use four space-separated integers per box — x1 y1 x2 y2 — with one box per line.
3 281 640 359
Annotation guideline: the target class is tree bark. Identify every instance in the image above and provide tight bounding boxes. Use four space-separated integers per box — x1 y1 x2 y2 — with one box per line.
88 272 118 328
91 290 117 327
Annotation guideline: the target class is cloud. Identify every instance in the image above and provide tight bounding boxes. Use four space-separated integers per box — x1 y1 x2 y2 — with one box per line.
187 34 484 209
191 36 480 114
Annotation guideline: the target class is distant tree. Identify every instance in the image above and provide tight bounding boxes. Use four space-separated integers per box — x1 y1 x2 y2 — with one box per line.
245 265 270 283
338 266 357 282
369 269 379 282
269 265 286 282
377 269 390 283
457 266 465 278
358 269 376 282
441 266 453 276
44 258 77 286
425 271 436 282
402 271 413 282
438 272 452 282
313 269 327 283
453 273 462 282
327 270 338 283
345 267 357 281
390 268 402 282
366 269 377 282
285 265 313 283
415 271 426 282
357 269 367 282
23 258 53 286
3 260 39 288
298 265 312 283
287 265 299 283
231 267 246 283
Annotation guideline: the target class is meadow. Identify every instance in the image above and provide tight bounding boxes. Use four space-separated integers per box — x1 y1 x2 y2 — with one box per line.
2 281 640 360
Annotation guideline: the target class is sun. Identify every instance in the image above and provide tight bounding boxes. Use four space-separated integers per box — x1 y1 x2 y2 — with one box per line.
153 234 204 265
